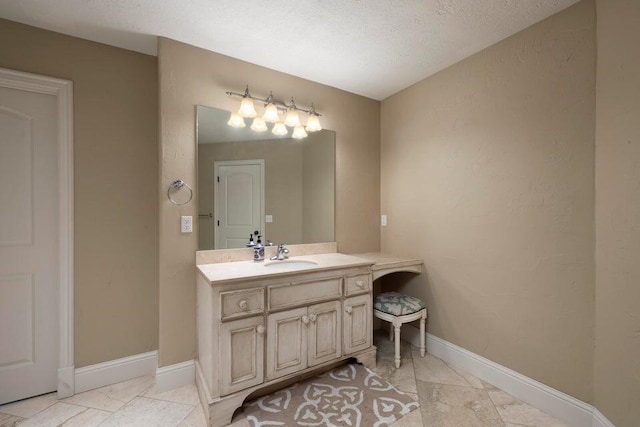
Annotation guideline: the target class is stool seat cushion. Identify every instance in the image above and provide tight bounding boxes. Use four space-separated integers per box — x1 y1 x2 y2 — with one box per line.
374 292 426 316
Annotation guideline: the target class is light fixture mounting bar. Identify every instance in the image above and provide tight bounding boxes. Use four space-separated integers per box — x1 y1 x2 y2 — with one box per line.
225 89 321 116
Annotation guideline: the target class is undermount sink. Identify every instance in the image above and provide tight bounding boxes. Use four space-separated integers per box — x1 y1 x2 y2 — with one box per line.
263 259 318 270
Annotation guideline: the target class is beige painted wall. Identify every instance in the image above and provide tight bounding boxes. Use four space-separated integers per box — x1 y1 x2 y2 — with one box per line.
0 19 159 367
158 38 380 366
197 139 304 248
594 0 640 425
380 0 596 402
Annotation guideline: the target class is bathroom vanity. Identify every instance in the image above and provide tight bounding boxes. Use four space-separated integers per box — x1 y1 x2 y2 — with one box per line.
195 244 380 427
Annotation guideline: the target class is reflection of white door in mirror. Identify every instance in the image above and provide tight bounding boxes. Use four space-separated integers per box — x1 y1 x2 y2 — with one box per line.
214 159 265 249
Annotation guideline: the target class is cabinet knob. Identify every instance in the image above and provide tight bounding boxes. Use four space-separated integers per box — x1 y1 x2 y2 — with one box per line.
238 299 249 310
309 314 317 323
345 306 353 314
256 325 265 334
302 315 310 324
356 280 364 288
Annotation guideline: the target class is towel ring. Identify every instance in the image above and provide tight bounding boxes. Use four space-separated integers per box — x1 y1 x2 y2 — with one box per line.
167 180 193 206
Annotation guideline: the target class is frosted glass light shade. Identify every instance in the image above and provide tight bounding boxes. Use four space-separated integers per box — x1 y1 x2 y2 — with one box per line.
284 108 300 127
250 117 268 132
227 112 246 128
238 97 258 118
272 121 288 136
262 103 279 123
292 125 308 139
305 114 322 132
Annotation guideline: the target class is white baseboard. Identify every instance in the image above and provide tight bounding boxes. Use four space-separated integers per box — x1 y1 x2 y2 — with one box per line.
57 366 75 398
74 351 158 394
592 408 615 427
155 359 195 393
401 325 615 427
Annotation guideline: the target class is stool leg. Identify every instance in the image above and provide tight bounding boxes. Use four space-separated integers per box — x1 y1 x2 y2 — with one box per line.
420 311 426 358
394 323 401 368
389 323 394 342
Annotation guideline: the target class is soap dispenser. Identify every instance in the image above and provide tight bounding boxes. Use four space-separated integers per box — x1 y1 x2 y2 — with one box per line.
246 233 255 248
253 235 265 262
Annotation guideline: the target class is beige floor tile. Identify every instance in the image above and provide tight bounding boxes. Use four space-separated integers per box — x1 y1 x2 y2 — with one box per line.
0 412 25 427
19 402 86 427
178 405 208 427
481 380 500 391
412 351 472 387
390 408 424 426
63 375 154 412
417 380 504 426
374 328 413 360
144 384 200 406
61 408 111 426
375 354 418 394
99 396 193 426
0 392 57 418
489 390 568 427
446 363 485 389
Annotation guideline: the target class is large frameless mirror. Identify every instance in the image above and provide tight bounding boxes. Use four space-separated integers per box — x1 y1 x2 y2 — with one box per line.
196 106 335 250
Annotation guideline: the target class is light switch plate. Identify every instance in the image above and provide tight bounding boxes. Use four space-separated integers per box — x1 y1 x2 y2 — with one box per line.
265 214 273 223
181 216 193 233
381 214 387 227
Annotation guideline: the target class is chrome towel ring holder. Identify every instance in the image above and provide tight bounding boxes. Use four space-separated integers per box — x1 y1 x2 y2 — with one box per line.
167 179 193 206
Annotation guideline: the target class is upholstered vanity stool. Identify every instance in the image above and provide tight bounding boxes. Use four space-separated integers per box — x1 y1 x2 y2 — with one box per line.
374 292 427 368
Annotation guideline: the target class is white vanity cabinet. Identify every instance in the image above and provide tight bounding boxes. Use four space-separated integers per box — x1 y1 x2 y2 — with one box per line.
195 253 377 427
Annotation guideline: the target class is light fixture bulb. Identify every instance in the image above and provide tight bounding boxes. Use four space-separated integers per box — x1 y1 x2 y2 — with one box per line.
227 112 246 128
272 121 288 136
284 108 300 127
238 97 257 118
292 125 308 139
262 103 279 123
305 114 322 132
250 117 268 132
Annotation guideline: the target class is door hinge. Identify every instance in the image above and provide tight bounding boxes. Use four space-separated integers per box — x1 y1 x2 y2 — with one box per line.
217 176 220 183
217 220 220 226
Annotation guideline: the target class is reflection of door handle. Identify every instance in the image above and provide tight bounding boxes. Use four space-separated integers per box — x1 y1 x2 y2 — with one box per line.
198 213 213 218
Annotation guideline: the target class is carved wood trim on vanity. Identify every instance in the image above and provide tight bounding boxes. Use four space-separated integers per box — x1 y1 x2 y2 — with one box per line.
195 248 377 427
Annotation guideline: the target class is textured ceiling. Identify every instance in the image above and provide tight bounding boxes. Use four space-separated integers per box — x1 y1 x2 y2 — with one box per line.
0 0 580 100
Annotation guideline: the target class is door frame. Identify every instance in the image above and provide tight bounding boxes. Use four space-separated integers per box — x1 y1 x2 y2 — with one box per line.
213 159 265 249
0 67 75 398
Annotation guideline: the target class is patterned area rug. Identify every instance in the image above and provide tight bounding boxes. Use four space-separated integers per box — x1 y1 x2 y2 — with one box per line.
242 363 419 426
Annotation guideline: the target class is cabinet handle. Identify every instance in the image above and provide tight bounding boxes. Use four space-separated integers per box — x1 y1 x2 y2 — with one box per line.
345 306 353 314
256 325 265 334
238 299 249 310
309 314 317 323
302 315 310 324
356 280 365 288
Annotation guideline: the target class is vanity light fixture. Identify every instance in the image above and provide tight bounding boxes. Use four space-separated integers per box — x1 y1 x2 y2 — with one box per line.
292 125 308 139
284 98 301 127
226 85 322 139
250 117 268 132
237 87 258 118
227 112 246 128
272 121 288 136
305 104 322 132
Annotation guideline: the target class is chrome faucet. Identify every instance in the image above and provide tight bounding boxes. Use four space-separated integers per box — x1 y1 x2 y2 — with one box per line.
270 244 289 261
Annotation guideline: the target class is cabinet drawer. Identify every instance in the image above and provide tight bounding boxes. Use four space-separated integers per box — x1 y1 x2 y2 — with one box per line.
269 278 342 311
220 288 264 321
345 274 372 296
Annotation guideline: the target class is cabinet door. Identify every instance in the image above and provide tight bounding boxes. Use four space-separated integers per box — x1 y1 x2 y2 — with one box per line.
308 300 342 367
220 316 265 396
267 307 308 380
343 294 372 354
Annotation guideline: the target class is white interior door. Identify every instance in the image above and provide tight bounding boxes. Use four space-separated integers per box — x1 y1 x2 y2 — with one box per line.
0 84 60 404
214 160 265 249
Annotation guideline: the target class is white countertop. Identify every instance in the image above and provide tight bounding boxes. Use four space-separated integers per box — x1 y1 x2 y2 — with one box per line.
197 252 374 285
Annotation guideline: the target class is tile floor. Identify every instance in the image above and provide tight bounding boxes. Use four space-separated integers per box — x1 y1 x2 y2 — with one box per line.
0 330 569 426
